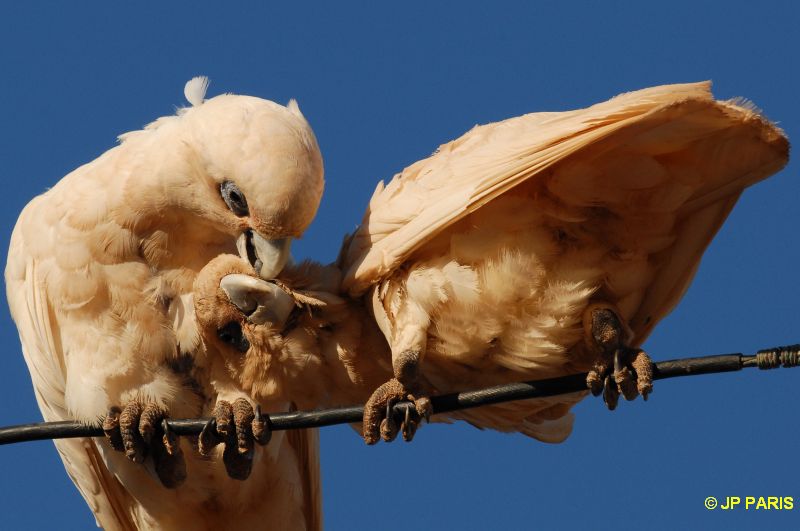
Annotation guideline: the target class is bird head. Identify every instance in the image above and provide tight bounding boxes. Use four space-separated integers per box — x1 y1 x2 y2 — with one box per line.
194 254 387 407
117 77 324 279
193 254 297 396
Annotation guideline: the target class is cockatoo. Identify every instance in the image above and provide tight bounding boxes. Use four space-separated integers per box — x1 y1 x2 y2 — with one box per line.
342 81 789 442
6 78 324 530
196 82 789 450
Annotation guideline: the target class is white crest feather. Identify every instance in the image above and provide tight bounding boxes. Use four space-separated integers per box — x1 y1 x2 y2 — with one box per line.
287 98 304 118
184 76 210 107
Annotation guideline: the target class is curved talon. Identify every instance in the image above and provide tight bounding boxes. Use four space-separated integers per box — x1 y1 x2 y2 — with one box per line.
199 418 221 456
401 404 419 442
602 374 619 410
160 418 179 456
103 400 185 488
613 349 623 374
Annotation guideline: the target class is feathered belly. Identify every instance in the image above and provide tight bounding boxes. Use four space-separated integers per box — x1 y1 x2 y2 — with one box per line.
400 197 612 391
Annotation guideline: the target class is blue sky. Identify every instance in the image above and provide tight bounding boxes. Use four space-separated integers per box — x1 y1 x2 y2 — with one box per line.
0 2 798 530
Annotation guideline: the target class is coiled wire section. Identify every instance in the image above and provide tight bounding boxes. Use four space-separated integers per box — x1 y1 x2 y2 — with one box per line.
756 344 800 369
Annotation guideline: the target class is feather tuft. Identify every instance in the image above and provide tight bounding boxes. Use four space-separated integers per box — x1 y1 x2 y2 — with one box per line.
184 76 210 107
287 98 303 118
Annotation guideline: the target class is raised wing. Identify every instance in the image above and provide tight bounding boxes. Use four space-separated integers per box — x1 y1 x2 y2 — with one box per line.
342 82 788 341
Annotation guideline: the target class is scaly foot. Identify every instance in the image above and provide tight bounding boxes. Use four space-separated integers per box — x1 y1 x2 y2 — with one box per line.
583 303 653 410
198 398 271 480
363 350 432 444
102 400 186 488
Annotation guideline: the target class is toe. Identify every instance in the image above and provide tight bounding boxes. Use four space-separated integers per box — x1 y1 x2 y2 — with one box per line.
380 399 400 442
120 402 146 463
214 400 234 438
363 380 401 445
586 359 609 396
631 350 654 400
138 403 167 443
615 367 638 401
586 370 604 396
103 406 124 452
252 405 271 446
363 396 385 445
415 396 433 422
199 400 235 455
232 398 255 456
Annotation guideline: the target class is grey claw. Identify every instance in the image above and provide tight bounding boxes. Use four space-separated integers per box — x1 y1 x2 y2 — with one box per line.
198 418 220 455
401 404 419 442
613 349 623 373
603 375 619 411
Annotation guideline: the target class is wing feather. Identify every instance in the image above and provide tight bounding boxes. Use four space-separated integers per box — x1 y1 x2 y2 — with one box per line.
6 226 139 531
342 82 788 342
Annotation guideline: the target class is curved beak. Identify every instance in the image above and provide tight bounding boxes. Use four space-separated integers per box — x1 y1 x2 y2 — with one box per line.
236 231 293 279
220 274 295 327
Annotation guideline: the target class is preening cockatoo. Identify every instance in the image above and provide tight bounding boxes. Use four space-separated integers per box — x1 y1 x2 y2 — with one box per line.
6 78 324 530
196 82 788 450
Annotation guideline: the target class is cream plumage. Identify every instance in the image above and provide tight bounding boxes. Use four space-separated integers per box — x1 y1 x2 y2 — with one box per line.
342 81 789 442
196 82 788 451
7 80 789 530
6 78 324 530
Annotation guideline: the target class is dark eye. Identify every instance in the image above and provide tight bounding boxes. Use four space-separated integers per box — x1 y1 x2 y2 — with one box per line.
220 181 249 217
217 322 250 352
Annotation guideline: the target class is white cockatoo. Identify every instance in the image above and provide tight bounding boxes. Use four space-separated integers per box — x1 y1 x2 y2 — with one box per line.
198 82 788 450
6 78 325 530
342 81 789 442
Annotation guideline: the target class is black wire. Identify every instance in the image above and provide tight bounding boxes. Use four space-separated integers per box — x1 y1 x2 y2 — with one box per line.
0 350 793 446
